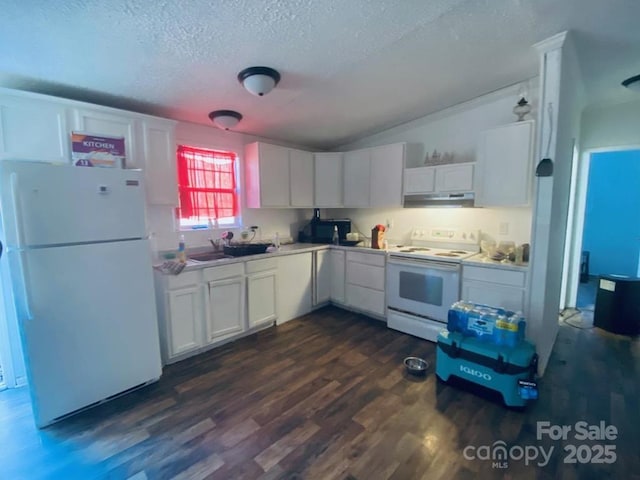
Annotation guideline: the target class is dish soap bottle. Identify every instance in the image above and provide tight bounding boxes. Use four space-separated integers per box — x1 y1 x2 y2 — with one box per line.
177 234 187 263
332 225 339 245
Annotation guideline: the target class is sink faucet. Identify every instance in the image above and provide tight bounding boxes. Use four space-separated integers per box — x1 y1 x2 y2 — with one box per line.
210 238 221 251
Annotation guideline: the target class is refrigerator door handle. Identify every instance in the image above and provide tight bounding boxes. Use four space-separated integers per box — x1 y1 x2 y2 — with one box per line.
10 173 33 321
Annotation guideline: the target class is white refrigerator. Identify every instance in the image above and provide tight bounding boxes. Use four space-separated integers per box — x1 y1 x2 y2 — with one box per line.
0 161 162 427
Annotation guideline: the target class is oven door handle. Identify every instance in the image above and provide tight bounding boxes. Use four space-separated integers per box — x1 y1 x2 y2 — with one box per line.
388 256 460 271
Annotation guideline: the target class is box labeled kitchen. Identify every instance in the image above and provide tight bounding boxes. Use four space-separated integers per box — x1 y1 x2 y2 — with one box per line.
71 132 126 168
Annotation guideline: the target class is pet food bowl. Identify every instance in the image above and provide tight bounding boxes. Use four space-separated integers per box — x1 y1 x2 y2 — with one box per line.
404 356 429 376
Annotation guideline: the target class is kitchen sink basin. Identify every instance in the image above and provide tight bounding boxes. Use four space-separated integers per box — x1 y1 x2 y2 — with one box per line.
188 251 234 262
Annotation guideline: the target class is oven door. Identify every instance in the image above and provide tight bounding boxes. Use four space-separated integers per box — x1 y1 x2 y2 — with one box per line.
386 256 460 323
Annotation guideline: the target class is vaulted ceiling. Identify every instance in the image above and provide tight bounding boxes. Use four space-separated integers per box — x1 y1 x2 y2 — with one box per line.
1 0 639 149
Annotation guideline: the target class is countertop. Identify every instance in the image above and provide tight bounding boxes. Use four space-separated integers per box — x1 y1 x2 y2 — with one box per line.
462 253 529 272
155 243 331 273
155 241 469 275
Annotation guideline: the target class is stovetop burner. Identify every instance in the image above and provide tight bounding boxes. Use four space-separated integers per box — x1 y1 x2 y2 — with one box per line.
449 250 469 254
435 252 460 257
398 247 432 253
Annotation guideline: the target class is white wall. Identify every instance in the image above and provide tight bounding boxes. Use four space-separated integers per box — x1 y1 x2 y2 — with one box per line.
528 32 585 374
328 81 539 244
581 99 640 149
326 207 532 246
148 121 312 254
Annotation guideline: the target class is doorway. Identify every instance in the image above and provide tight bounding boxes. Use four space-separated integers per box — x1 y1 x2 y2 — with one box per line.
562 147 640 319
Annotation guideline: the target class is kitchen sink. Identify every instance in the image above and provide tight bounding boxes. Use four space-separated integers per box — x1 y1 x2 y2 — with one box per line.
188 251 234 262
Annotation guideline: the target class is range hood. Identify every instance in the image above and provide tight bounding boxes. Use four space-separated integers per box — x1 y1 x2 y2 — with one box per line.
403 192 475 208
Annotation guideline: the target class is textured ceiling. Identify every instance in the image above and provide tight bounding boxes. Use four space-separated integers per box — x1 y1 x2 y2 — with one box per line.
1 0 640 149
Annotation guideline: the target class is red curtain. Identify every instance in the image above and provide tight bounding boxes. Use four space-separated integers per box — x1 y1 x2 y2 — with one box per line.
176 145 238 220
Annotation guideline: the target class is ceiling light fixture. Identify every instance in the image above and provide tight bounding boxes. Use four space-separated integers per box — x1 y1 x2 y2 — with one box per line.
237 66 281 96
622 74 640 91
208 110 242 130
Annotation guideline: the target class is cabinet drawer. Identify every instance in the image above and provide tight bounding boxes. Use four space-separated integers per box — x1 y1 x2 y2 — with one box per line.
203 262 244 282
462 280 525 313
346 284 385 315
346 262 385 290
166 270 201 289
462 265 526 287
246 257 278 273
346 251 386 267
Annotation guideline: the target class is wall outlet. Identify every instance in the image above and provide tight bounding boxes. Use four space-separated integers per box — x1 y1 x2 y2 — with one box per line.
499 222 509 235
386 219 394 229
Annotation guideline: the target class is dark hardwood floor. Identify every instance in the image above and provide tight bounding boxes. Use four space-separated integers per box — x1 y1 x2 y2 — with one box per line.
1 306 638 479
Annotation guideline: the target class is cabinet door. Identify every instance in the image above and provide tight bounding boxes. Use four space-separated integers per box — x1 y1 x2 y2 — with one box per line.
435 163 474 192
370 143 404 207
141 118 177 205
343 149 371 207
0 95 69 163
404 167 436 194
462 280 525 313
166 286 202 357
259 143 290 207
345 284 385 316
314 153 343 207
289 149 314 207
205 277 245 343
277 253 312 324
330 250 346 304
315 250 331 305
73 108 140 168
247 271 277 327
476 121 534 206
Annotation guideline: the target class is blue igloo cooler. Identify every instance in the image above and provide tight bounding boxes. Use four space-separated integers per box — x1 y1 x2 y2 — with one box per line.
436 330 538 407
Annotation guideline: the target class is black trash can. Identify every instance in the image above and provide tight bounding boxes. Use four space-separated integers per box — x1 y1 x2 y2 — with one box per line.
593 275 640 335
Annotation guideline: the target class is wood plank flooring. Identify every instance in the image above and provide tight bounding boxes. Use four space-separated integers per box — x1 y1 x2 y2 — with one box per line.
1 306 638 479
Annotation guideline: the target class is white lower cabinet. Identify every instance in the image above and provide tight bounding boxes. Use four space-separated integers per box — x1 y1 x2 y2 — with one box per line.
345 251 386 317
246 258 278 328
314 250 331 306
461 265 528 313
153 270 205 363
203 263 245 343
330 249 346 304
166 286 202 356
277 253 313 324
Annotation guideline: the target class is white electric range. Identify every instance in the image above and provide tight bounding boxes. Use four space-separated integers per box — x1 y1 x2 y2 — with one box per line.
386 227 480 342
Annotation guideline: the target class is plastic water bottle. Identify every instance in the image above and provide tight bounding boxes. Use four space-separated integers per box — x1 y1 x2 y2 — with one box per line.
332 225 339 245
177 234 186 263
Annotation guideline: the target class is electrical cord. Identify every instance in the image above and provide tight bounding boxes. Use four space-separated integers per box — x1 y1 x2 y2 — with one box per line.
560 307 594 330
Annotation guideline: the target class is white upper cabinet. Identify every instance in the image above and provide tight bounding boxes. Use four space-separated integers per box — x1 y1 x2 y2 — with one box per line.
343 148 371 207
404 167 435 194
435 163 474 192
0 94 70 163
403 163 474 196
370 143 404 207
141 118 178 205
476 120 535 206
73 108 140 168
289 148 314 207
314 152 343 207
245 142 315 208
343 143 405 208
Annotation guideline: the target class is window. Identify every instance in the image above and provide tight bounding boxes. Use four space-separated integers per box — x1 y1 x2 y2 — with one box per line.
176 145 239 228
